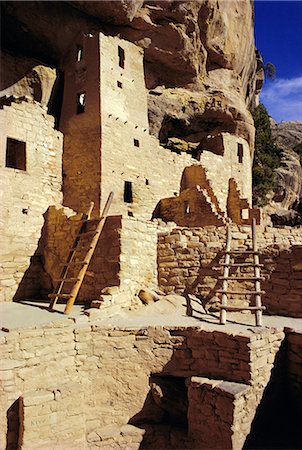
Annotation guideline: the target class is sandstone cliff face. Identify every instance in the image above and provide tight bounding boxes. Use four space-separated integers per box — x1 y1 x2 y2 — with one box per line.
265 121 302 225
1 0 261 149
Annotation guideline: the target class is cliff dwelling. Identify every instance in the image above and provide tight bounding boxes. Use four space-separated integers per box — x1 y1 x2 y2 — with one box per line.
0 1 302 450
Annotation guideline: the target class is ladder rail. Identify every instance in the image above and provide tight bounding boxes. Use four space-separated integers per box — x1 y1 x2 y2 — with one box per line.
49 202 94 310
219 225 231 325
252 218 263 326
218 219 264 326
64 192 114 314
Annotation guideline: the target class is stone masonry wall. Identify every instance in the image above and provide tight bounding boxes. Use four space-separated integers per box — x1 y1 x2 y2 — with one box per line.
99 32 198 220
60 33 101 217
0 323 285 449
101 117 196 220
40 209 159 304
199 133 252 212
158 225 302 317
0 100 63 302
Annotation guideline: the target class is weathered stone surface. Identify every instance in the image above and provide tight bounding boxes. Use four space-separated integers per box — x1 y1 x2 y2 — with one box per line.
138 288 160 305
265 121 302 224
2 0 258 148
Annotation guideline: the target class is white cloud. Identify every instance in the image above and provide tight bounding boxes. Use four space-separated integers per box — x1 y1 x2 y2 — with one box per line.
260 75 302 123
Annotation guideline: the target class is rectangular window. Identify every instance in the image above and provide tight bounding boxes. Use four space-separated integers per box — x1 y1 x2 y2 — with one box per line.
6 138 26 171
134 139 140 147
76 46 83 62
124 181 133 203
76 92 85 114
118 46 125 69
117 81 123 88
237 143 243 163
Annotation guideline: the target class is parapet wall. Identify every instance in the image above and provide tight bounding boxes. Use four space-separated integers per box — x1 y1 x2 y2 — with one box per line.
158 225 302 317
0 323 285 449
0 100 63 302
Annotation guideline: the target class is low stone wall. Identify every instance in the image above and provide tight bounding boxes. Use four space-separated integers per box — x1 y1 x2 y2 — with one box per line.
0 322 285 449
158 225 302 317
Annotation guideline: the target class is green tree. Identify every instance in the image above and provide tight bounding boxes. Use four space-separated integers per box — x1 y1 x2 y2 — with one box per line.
252 104 281 206
293 142 302 156
264 62 276 80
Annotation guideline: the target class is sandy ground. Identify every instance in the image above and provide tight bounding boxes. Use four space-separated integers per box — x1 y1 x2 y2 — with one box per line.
1 298 302 335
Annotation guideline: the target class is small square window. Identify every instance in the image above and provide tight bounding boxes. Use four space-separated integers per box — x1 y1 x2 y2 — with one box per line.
76 92 85 114
134 139 140 147
6 138 26 171
117 81 123 89
124 181 133 203
118 46 125 69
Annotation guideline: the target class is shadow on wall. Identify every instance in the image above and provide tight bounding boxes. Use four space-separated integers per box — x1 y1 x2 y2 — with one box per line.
13 209 53 303
129 375 189 449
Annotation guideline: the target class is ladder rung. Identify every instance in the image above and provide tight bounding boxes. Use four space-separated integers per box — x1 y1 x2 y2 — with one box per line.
55 277 80 283
218 305 266 311
60 261 88 267
217 290 265 295
219 276 265 281
78 230 98 238
226 250 260 255
70 245 94 252
81 218 100 223
220 263 264 267
48 293 72 299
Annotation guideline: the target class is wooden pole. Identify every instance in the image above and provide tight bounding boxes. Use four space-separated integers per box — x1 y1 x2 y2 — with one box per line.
220 225 231 325
252 218 262 326
49 202 95 310
64 193 113 314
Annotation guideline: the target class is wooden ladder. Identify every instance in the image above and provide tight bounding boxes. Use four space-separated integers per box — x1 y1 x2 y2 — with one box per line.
218 218 265 326
49 192 114 314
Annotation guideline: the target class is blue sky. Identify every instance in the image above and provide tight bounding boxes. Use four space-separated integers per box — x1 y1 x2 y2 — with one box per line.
254 1 302 122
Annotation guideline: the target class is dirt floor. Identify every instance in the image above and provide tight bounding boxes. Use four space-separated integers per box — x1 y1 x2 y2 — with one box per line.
1 298 302 335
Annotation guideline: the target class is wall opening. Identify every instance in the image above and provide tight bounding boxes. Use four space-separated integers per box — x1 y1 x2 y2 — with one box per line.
76 46 83 62
118 46 125 69
146 179 149 186
76 92 85 114
6 138 26 170
117 81 123 89
134 139 140 148
237 143 243 163
124 181 133 203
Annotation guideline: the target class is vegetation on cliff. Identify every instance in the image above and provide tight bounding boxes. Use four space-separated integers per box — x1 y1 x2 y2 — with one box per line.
252 103 281 206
